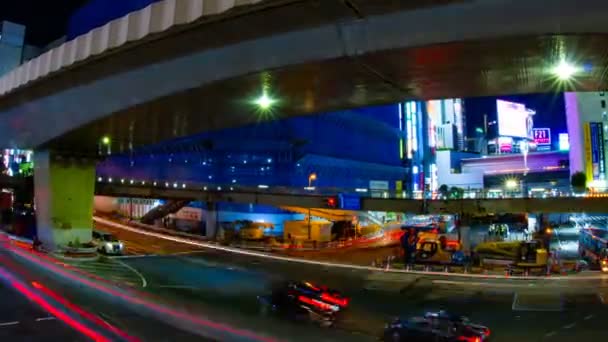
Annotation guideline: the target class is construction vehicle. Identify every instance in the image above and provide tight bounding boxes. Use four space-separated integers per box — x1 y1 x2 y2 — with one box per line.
284 220 332 242
413 231 465 265
579 228 608 272
474 239 548 271
236 221 275 240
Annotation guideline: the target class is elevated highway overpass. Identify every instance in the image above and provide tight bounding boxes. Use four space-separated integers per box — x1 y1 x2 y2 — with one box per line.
95 182 608 215
7 0 608 248
2 0 608 153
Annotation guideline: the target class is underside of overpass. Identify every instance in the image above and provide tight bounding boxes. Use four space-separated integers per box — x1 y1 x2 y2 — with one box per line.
5 0 608 248
0 0 608 155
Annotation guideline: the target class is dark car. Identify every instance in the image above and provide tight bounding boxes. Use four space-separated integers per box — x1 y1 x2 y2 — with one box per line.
257 281 346 327
288 281 349 308
383 311 490 342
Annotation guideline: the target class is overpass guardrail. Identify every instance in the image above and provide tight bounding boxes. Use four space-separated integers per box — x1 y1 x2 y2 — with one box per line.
94 176 608 213
95 176 608 201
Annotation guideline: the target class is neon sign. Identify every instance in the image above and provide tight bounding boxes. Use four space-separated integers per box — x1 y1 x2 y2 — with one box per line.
532 128 551 146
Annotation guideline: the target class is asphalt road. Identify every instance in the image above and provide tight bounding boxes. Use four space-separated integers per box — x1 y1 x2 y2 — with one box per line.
0 281 86 342
95 221 205 256
0 246 219 342
94 220 608 341
118 250 608 341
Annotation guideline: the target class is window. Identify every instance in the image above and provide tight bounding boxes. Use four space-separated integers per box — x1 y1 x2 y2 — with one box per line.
601 100 606 109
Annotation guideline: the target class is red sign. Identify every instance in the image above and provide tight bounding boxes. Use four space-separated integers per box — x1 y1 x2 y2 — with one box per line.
533 128 551 146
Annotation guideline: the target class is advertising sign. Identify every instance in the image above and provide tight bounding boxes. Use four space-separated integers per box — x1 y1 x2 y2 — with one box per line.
338 194 361 211
497 100 534 139
590 122 606 180
559 133 570 151
584 123 593 181
532 128 551 146
590 123 600 179
369 180 389 190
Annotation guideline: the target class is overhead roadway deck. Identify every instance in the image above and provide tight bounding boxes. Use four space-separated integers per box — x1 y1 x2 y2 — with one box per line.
95 183 608 214
1 0 608 154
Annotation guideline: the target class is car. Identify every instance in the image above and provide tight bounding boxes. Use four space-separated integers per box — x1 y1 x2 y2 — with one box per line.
288 281 349 308
92 230 124 255
257 281 347 327
383 311 490 342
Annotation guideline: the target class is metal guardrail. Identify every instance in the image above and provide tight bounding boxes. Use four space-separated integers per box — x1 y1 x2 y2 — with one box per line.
95 175 608 200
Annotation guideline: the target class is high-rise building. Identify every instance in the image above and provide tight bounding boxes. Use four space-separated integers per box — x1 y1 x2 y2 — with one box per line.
0 21 25 77
565 92 608 188
399 98 467 196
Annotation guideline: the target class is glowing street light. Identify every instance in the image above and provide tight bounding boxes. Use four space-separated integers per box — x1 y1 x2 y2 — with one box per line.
308 172 317 188
255 93 276 111
101 136 111 145
552 60 579 81
505 179 518 189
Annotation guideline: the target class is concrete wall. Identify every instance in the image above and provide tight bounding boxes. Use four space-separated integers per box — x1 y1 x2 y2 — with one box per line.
436 150 483 189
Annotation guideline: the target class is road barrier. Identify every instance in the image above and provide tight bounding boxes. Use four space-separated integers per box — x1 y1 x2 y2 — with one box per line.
101 215 400 252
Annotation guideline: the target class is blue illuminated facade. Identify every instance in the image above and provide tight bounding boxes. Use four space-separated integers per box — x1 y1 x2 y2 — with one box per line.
98 104 408 191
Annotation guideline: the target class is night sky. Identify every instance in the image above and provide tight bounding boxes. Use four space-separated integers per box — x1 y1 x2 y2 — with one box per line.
465 92 568 147
0 0 87 46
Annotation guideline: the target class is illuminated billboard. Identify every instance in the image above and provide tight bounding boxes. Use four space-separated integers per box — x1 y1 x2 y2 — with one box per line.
497 100 534 139
532 128 551 146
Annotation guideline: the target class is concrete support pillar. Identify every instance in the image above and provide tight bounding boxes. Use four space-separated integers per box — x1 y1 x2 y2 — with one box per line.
205 201 218 239
33 151 96 250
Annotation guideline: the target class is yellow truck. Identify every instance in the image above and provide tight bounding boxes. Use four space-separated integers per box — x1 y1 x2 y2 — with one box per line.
237 221 275 240
474 240 548 269
283 220 332 242
415 233 463 264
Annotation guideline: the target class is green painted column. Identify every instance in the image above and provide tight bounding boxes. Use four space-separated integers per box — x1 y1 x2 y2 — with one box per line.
33 151 96 250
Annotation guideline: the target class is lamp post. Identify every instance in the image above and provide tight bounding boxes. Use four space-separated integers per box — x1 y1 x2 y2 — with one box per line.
520 140 529 197
308 172 317 188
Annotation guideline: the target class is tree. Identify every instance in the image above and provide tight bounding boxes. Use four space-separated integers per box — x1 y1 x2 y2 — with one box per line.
571 171 587 193
438 184 449 199
449 186 464 199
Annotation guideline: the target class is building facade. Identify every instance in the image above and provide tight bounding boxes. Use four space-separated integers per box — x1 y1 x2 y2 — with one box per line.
0 21 25 77
565 91 608 189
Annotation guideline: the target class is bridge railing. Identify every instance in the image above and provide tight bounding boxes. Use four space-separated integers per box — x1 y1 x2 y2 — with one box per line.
95 175 608 201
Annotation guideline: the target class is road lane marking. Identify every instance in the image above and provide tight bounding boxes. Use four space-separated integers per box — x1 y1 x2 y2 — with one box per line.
511 293 518 311
108 254 158 259
544 331 557 338
584 314 594 320
35 317 55 322
113 259 147 288
512 293 563 312
0 321 19 326
434 280 535 288
562 323 576 329
156 285 200 289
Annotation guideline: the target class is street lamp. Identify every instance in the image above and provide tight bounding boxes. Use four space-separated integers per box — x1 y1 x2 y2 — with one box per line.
99 135 111 155
254 92 276 111
505 179 518 189
308 172 317 188
552 60 579 81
